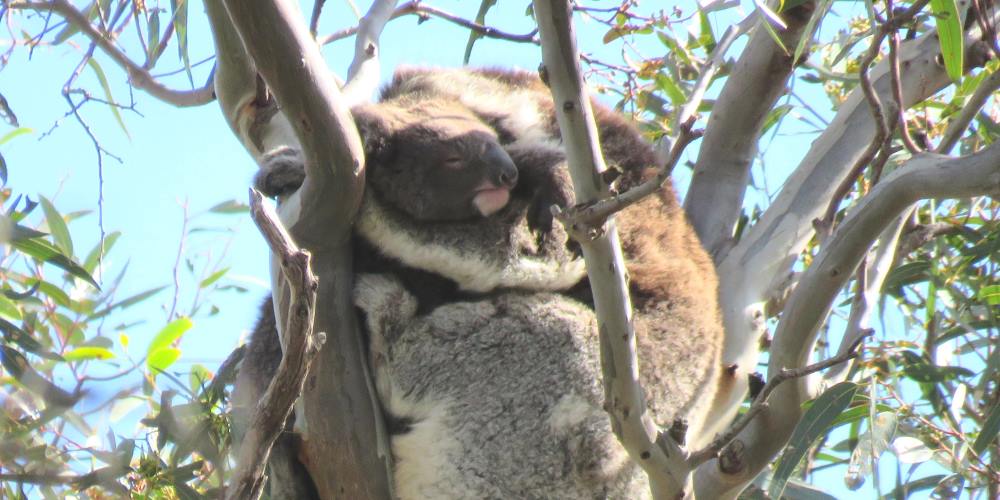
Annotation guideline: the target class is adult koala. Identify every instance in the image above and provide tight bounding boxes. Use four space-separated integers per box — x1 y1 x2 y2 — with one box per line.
378 66 727 446
236 67 725 498
233 89 585 498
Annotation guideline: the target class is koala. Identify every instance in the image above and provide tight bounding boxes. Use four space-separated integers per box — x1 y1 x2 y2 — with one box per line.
381 66 725 446
236 67 725 498
234 90 585 497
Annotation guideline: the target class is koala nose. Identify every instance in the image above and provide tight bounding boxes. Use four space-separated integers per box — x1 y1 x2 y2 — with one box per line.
497 164 518 188
486 144 519 189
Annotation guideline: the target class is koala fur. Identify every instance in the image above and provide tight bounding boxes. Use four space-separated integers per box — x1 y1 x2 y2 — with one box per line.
237 67 725 498
355 273 650 499
381 67 724 445
255 92 585 296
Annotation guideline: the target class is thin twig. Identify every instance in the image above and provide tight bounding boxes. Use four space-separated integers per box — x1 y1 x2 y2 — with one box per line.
676 15 754 126
8 0 213 106
886 0 922 154
318 1 538 45
555 120 702 233
309 0 326 36
166 201 188 322
937 68 1000 153
687 329 873 467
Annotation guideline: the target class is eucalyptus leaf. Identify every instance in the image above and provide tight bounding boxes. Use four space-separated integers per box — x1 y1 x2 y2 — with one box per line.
769 382 858 498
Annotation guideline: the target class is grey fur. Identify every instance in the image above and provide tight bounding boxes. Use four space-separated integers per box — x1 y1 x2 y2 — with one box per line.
356 273 650 499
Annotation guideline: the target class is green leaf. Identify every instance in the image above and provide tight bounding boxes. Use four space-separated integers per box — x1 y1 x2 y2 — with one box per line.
757 9 790 56
6 222 46 242
199 267 229 289
762 104 794 135
146 10 162 66
0 126 33 145
978 284 1000 306
973 400 1000 456
654 74 686 106
36 280 73 308
883 260 930 290
697 11 716 52
464 0 497 64
63 347 115 361
147 317 193 357
208 200 249 214
769 382 858 499
0 317 43 353
189 364 212 393
792 0 832 68
11 237 99 289
87 59 131 140
89 285 167 320
826 403 894 428
656 31 693 67
0 295 23 320
169 0 193 86
754 0 788 31
147 347 181 373
38 196 73 256
930 0 964 82
83 231 121 274
0 346 77 407
51 0 99 44
882 475 947 498
891 436 932 464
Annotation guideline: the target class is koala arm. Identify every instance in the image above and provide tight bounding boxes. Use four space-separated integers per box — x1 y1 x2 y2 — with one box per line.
353 272 418 353
505 142 575 236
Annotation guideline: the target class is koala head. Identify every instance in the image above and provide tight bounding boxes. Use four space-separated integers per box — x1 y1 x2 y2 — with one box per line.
352 98 519 222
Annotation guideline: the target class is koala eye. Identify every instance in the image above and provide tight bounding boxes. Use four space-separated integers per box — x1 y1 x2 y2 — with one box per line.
444 157 464 169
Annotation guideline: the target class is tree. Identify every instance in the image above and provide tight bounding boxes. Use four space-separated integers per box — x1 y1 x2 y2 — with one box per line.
0 0 997 498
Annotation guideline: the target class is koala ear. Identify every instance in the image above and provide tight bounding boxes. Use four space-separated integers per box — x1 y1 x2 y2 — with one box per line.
351 105 394 158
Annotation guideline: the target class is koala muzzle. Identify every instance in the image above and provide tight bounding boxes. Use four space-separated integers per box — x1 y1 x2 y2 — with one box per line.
485 144 519 189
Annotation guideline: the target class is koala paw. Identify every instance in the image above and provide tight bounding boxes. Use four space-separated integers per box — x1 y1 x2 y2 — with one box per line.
255 146 306 198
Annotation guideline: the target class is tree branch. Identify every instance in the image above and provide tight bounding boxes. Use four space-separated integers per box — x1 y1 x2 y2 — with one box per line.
822 209 910 386
213 0 391 497
687 328 871 468
694 143 1000 498
937 66 1000 153
532 1 691 497
341 0 399 107
709 12 987 448
227 190 323 500
9 0 214 107
556 121 701 230
685 0 821 260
